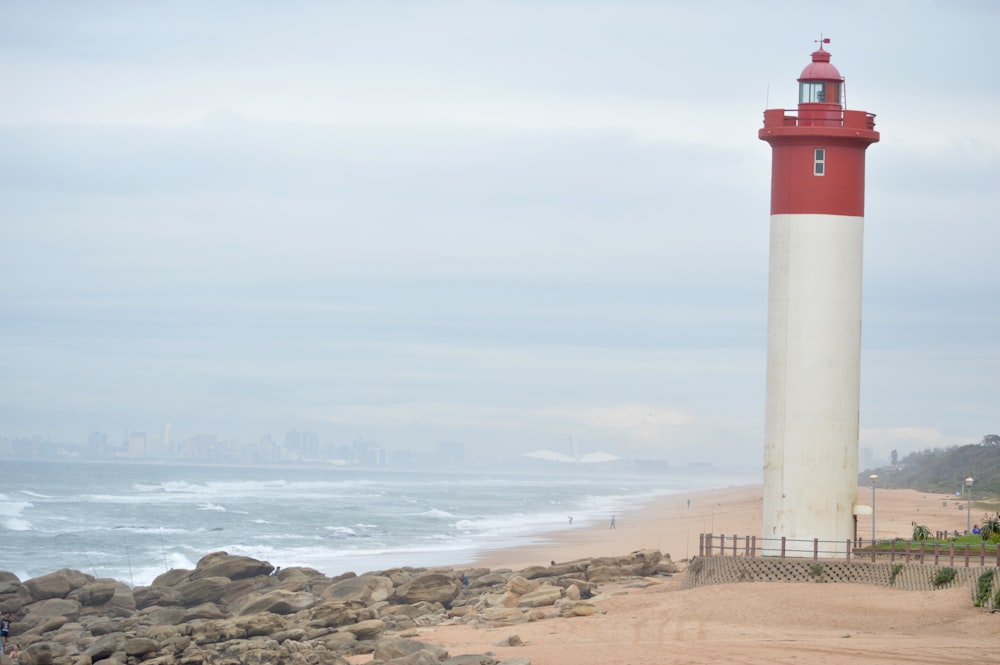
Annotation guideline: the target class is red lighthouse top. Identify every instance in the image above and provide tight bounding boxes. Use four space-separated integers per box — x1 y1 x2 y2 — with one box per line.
759 40 880 217
799 45 842 83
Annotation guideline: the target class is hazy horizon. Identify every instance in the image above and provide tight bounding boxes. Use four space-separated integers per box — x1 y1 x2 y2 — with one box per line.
2 2 997 468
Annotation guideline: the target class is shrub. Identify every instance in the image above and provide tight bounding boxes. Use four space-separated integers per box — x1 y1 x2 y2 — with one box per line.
912 524 930 541
975 570 994 607
934 567 957 587
809 564 824 580
890 563 904 586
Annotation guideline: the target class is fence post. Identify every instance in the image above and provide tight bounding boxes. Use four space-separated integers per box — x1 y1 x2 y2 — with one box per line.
720 534 727 556
744 535 750 557
732 534 738 557
781 536 787 559
905 540 911 563
934 543 940 566
813 538 819 561
751 535 757 557
963 543 968 568
846 539 851 563
871 537 876 563
981 543 986 568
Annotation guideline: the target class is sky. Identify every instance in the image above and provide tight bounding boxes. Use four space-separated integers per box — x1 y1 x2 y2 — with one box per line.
1 1 997 467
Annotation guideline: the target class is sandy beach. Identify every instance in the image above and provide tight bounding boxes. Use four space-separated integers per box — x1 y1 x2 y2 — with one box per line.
412 485 1000 665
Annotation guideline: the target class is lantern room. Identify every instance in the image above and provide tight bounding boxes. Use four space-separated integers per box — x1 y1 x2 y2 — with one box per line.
798 44 843 107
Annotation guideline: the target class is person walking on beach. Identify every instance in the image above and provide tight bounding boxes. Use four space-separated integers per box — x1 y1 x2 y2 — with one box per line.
1 613 11 650
610 514 616 529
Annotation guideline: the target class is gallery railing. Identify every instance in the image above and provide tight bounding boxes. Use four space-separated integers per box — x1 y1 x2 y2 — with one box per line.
699 533 1000 568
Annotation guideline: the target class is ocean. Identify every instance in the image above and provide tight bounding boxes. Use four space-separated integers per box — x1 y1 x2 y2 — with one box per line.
0 460 750 587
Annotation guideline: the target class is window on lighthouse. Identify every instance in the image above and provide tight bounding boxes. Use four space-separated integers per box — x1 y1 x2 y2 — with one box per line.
800 81 825 103
814 148 826 176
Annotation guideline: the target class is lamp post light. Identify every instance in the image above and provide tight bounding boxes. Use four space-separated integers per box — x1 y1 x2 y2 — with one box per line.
966 477 974 534
869 474 878 543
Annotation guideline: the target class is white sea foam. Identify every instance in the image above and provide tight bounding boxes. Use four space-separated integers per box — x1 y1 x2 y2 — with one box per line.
0 460 755 587
3 518 33 531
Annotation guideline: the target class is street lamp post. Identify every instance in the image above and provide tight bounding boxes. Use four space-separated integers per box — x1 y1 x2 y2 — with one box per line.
869 474 878 543
966 477 974 534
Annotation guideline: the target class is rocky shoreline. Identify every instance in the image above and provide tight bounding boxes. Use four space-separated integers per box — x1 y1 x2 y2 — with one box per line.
0 549 677 665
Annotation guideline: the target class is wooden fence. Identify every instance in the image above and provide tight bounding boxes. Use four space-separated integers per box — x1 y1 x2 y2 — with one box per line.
700 533 1000 568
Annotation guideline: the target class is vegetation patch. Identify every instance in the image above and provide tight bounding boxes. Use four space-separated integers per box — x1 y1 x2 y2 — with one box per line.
933 567 957 587
809 564 824 581
890 563 904 586
975 570 994 607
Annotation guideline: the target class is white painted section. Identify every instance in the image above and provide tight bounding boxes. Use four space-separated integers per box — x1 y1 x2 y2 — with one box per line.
763 213 863 556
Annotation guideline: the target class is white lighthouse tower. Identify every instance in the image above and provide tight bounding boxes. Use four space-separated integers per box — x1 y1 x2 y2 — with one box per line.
759 41 879 555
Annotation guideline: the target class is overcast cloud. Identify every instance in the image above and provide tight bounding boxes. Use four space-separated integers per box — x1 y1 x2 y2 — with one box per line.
1 1 997 466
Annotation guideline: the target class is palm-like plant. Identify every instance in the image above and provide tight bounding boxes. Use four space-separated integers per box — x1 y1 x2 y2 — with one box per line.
912 524 931 541
980 515 1000 541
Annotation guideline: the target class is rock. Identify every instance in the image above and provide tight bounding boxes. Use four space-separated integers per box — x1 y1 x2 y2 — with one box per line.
517 566 553 580
494 634 524 646
22 641 62 665
324 574 393 604
564 584 581 601
237 589 317 615
69 580 121 607
190 552 274 581
124 637 160 657
384 648 446 665
442 655 501 665
505 576 537 595
150 569 192 588
23 598 82 624
83 632 122 660
393 573 460 606
24 569 92 601
558 601 606 617
338 618 385 640
134 586 185 610
306 601 370 628
176 576 232 606
517 585 562 608
374 635 447 661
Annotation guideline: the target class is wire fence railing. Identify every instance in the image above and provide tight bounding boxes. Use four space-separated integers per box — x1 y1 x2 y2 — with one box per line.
700 533 1000 568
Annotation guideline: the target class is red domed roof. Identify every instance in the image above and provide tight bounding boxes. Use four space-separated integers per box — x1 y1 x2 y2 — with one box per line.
799 46 842 81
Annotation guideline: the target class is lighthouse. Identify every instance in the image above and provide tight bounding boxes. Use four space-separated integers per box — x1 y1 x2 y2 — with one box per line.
759 41 879 555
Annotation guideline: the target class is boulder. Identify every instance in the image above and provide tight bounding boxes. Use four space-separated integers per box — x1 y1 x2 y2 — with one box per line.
24 569 92 601
373 635 447 661
22 640 61 665
505 576 537 595
70 580 121 607
237 589 317 615
517 585 562 608
83 632 123 660
384 648 445 665
393 573 460 606
23 598 82 624
190 552 274 581
337 618 384 640
306 601 369 629
134 586 185 610
176 576 231 606
557 601 606 617
150 569 192 588
124 637 160 657
323 575 393 604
